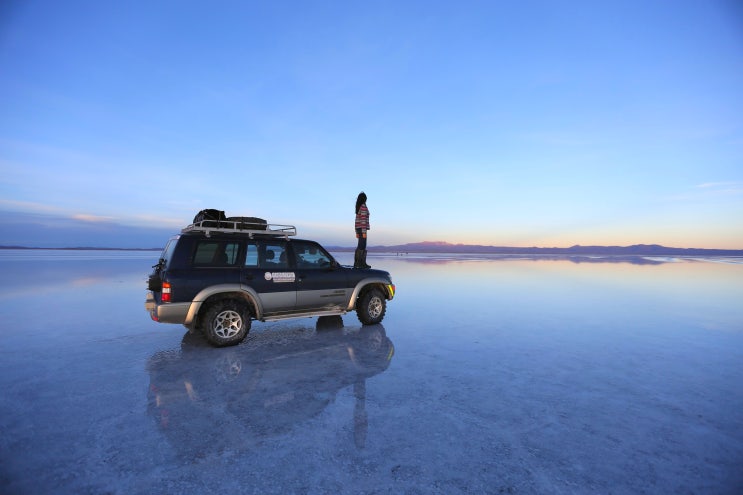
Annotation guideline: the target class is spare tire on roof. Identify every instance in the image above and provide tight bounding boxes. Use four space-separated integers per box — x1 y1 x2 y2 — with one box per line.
227 216 267 230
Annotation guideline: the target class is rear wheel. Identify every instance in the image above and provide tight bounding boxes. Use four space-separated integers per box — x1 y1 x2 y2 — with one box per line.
356 288 386 325
202 300 251 347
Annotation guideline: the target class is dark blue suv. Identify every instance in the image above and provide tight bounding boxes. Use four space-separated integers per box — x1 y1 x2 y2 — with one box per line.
145 220 395 347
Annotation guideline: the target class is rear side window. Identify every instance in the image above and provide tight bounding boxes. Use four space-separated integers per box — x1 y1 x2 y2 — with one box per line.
192 241 241 266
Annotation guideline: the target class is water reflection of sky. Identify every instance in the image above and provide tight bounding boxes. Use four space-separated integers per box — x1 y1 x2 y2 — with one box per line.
1 250 740 333
1 249 741 334
0 250 742 493
0 250 156 297
370 255 743 332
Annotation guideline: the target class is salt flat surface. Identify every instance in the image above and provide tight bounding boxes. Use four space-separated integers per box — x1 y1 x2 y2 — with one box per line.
0 250 741 494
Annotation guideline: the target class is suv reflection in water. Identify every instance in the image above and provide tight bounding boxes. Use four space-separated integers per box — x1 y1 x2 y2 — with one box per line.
146 317 394 456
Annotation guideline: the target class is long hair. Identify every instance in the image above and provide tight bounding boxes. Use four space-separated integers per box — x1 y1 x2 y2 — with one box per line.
355 192 367 214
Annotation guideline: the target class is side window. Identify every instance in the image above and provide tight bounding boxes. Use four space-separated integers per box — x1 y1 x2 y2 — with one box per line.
244 243 259 267
259 242 288 269
193 241 241 266
293 241 332 268
223 242 240 265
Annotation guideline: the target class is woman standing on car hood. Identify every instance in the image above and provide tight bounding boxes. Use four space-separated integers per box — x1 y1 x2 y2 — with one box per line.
354 192 371 269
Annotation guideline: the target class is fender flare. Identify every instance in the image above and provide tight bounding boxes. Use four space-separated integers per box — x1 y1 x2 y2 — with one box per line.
346 277 393 311
184 284 263 324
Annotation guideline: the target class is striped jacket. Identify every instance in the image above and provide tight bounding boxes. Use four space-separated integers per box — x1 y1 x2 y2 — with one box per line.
355 204 370 232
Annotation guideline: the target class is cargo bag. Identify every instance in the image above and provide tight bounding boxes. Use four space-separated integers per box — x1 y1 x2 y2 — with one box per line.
193 209 227 228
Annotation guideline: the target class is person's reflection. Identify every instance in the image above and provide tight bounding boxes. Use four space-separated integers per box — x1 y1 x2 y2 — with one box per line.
317 316 371 447
353 380 368 448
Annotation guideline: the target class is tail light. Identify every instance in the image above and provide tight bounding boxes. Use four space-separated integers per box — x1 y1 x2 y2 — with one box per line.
161 282 172 303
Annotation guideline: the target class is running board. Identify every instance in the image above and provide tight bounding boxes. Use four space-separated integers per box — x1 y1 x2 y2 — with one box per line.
260 309 347 322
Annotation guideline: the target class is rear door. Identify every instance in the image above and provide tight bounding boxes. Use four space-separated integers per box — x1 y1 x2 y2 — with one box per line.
290 240 350 311
241 239 297 315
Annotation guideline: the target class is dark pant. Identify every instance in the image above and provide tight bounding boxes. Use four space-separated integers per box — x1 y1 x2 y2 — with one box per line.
356 228 367 250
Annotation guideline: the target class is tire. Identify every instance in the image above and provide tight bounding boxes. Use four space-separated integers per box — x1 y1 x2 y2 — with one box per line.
356 288 386 325
202 300 251 347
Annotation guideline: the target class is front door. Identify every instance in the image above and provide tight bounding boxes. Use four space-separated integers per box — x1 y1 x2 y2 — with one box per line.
290 241 350 311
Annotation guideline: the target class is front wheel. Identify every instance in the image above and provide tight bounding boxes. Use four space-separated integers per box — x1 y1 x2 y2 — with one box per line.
356 289 386 325
202 300 251 347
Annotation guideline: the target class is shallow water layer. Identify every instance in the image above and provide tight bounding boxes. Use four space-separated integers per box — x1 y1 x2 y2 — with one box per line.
0 250 741 494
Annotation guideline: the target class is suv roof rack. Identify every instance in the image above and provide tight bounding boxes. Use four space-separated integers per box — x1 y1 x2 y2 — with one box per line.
182 220 297 238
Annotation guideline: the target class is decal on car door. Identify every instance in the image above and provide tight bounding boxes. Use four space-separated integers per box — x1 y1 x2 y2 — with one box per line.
264 272 296 283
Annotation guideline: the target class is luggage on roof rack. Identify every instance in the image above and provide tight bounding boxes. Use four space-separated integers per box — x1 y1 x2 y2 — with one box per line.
193 209 227 228
182 219 296 238
184 210 295 237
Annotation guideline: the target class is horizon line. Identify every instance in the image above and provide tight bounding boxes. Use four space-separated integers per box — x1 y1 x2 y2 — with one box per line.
2 242 743 255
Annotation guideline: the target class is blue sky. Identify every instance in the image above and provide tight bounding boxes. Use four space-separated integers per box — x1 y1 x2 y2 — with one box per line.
1 0 742 248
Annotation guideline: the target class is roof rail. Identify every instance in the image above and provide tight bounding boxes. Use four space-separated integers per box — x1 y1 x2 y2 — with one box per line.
182 220 297 238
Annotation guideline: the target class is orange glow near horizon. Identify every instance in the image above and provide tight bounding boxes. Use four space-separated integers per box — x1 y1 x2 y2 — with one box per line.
433 232 743 250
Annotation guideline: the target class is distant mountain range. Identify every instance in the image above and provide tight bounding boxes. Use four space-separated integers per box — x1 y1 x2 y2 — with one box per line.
332 241 743 256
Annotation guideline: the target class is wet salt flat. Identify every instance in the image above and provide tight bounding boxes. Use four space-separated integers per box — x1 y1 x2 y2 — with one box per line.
0 249 742 494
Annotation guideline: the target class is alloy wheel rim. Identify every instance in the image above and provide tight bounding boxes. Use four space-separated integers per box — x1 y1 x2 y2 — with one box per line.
214 310 242 338
369 297 382 318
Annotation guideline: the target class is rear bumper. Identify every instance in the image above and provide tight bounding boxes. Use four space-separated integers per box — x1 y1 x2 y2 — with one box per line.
145 292 190 324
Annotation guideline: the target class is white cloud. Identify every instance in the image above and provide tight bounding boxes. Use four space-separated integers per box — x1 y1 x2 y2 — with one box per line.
696 181 743 192
71 214 116 223
665 182 743 201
